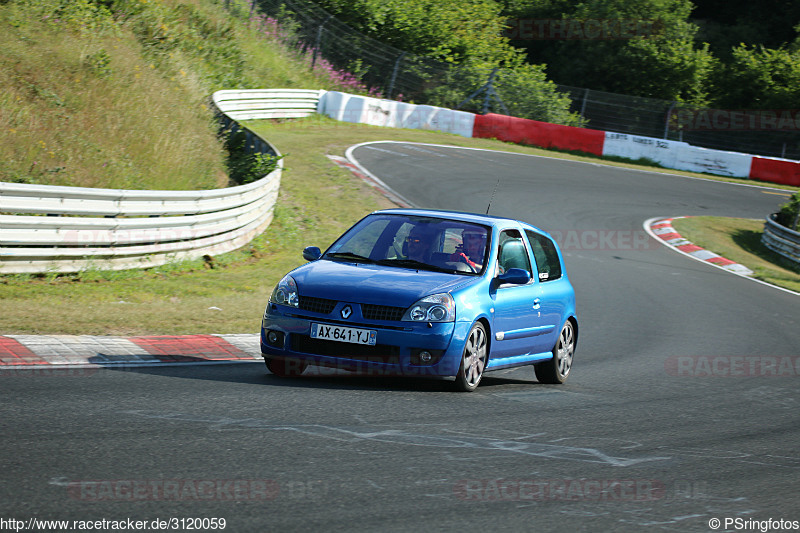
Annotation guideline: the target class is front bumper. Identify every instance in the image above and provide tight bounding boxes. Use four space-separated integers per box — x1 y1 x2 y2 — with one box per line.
260 303 469 377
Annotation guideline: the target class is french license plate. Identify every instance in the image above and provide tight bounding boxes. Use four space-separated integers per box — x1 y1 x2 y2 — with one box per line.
310 323 377 345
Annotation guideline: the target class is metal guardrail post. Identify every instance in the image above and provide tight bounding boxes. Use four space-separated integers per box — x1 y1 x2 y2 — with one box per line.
664 101 676 139
579 88 589 122
456 67 508 116
311 15 332 71
387 52 406 100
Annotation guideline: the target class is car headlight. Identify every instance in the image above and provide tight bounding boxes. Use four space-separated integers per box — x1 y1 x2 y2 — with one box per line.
402 293 455 323
270 275 299 308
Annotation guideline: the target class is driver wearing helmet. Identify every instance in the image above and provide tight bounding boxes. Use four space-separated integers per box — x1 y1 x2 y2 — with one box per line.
451 229 486 271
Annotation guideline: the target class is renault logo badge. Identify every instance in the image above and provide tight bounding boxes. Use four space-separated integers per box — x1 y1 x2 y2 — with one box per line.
341 305 352 319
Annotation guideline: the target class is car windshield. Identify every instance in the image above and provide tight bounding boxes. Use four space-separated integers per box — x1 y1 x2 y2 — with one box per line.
323 214 490 275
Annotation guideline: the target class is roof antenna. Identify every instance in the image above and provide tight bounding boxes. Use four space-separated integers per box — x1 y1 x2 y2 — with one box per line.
485 174 501 215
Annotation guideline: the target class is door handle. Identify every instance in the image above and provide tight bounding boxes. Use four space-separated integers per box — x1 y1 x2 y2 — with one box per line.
533 298 541 310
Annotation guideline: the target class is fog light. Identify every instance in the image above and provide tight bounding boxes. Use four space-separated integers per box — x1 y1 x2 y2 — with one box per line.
267 330 283 347
419 351 432 363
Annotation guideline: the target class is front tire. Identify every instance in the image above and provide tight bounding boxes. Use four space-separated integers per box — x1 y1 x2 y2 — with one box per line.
534 320 575 384
454 322 488 392
265 357 308 377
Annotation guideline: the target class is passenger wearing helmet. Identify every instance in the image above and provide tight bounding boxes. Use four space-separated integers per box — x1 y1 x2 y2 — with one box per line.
451 229 486 271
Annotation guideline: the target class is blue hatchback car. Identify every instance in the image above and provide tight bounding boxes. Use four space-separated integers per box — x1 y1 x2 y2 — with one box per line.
261 209 577 391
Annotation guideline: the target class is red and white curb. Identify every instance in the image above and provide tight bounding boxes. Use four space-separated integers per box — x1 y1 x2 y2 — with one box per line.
327 153 413 208
0 334 262 368
647 217 753 276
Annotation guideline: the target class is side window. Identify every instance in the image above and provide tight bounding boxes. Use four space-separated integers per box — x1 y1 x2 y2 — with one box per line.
525 230 562 282
442 229 461 254
382 222 415 260
497 230 531 276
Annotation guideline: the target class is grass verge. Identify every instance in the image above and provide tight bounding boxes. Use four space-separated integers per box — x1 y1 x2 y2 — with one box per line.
3 120 800 335
671 216 800 293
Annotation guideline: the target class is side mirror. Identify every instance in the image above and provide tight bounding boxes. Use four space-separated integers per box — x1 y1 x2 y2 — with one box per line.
497 268 531 285
302 246 322 261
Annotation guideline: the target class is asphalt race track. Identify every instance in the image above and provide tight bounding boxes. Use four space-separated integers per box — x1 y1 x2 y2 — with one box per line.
2 142 799 532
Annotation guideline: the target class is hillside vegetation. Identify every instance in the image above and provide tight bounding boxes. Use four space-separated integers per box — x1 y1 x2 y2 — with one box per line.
0 0 366 189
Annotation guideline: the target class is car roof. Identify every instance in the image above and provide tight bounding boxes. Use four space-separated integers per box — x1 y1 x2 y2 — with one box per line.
372 208 541 233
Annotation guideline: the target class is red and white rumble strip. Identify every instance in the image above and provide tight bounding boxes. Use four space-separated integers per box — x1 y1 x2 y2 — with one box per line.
647 217 753 276
0 334 262 368
327 154 412 208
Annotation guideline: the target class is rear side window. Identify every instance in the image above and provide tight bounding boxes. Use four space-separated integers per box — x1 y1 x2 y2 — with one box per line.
525 230 562 282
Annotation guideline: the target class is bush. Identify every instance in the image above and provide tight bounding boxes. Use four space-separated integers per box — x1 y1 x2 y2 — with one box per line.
224 130 282 185
776 192 800 230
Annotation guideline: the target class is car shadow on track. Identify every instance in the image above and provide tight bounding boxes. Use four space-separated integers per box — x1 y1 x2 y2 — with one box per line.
261 372 538 392
92 359 540 392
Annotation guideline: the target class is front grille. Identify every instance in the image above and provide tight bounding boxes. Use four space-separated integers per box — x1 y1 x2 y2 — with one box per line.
291 335 400 363
299 296 337 314
361 304 406 321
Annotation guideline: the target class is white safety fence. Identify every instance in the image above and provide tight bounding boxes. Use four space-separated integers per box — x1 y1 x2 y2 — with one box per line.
0 89 327 274
602 132 754 178
317 90 476 137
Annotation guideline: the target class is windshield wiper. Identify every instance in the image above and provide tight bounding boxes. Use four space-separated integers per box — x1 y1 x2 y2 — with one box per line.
377 258 454 273
325 252 374 264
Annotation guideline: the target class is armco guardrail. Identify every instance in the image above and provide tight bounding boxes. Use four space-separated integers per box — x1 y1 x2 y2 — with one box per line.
762 214 800 267
0 89 327 274
213 89 325 120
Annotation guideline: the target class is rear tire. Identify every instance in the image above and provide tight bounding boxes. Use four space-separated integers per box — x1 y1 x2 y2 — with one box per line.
265 357 308 377
454 322 487 392
534 320 575 384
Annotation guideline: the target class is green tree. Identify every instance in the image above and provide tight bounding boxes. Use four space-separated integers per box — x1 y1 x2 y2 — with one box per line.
314 0 582 125
425 63 584 126
690 0 800 59
711 42 800 109
504 0 715 104
495 64 584 125
314 0 518 65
